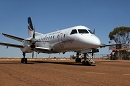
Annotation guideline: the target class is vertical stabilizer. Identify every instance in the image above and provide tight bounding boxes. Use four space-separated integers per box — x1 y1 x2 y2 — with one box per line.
28 17 34 37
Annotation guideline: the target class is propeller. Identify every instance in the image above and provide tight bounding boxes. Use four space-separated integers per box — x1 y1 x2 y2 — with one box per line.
27 17 41 58
29 25 37 48
31 26 36 58
31 52 38 58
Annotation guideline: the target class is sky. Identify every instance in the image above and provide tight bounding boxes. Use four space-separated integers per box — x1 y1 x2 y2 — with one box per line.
0 0 130 58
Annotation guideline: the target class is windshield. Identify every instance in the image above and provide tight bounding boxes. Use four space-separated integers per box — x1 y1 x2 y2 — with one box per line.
78 29 89 34
70 29 77 35
88 30 93 34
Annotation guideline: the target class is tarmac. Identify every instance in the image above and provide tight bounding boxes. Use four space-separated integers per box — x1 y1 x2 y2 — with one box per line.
0 58 129 86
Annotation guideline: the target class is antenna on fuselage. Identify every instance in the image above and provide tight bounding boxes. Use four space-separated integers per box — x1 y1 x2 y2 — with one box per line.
93 28 95 34
57 28 61 33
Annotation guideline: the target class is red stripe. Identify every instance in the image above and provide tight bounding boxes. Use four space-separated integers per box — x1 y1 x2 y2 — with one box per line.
28 25 33 31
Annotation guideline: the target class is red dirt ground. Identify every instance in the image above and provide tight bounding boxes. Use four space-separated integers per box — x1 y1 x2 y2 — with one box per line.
0 58 129 86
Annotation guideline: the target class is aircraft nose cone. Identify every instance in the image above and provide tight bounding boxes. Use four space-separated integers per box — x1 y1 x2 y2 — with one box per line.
80 34 101 49
92 37 101 48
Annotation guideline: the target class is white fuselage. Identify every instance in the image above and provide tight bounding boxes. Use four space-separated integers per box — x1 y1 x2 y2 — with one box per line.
25 26 101 53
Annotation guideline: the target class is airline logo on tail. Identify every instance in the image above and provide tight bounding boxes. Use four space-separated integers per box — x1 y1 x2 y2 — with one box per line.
28 17 34 31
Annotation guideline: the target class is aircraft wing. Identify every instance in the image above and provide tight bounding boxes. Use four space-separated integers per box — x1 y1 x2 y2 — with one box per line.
100 44 112 47
100 43 122 48
1 33 24 42
0 42 23 48
0 42 52 53
0 42 52 52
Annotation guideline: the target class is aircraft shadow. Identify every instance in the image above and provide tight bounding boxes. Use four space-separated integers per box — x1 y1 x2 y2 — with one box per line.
96 60 120 63
0 60 95 66
30 61 96 66
0 62 34 64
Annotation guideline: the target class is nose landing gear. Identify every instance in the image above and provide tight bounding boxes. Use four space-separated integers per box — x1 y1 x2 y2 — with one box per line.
75 52 95 65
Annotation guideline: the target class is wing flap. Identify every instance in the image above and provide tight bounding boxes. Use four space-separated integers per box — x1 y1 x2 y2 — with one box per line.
1 33 24 42
0 42 23 48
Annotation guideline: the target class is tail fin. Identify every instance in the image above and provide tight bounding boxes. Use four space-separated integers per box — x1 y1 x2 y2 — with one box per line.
28 17 34 37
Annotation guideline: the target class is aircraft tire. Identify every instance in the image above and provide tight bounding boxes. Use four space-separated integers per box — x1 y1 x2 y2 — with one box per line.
21 58 27 63
21 58 24 63
82 61 91 65
25 58 27 63
75 58 81 62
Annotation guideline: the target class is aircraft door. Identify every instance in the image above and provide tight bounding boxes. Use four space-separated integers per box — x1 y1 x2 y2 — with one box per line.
57 33 64 48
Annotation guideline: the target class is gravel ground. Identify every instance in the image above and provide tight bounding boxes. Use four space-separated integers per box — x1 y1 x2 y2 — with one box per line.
0 58 129 86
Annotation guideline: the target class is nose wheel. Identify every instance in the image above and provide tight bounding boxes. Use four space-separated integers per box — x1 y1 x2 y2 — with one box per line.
21 52 27 63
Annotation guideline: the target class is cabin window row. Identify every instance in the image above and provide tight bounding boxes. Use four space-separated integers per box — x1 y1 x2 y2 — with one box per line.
38 34 66 41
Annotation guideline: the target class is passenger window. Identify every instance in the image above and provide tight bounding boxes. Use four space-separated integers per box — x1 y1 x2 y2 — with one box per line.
70 29 77 35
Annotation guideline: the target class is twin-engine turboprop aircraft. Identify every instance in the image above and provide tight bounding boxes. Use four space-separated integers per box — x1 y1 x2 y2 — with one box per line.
0 17 101 65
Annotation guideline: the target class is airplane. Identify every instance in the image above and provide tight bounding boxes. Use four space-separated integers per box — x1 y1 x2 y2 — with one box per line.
0 17 104 65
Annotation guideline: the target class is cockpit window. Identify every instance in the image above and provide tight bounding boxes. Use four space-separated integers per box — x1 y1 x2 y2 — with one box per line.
70 29 77 35
78 29 89 34
88 30 93 34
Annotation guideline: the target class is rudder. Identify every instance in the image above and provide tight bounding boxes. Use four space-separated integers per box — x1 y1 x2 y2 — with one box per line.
28 17 34 37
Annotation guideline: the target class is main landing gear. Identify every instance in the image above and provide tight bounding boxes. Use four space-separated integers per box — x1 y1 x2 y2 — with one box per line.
82 53 95 65
21 52 27 63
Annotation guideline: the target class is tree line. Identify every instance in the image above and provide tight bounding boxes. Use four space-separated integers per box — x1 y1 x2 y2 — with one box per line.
109 26 130 60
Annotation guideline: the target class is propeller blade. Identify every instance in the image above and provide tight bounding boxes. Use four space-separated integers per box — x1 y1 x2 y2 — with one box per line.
32 52 34 58
36 52 37 58
33 27 35 38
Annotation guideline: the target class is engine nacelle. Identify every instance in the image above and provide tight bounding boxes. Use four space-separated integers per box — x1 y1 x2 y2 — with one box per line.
30 44 35 48
20 46 33 53
20 40 34 53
